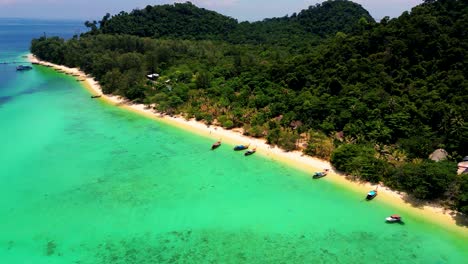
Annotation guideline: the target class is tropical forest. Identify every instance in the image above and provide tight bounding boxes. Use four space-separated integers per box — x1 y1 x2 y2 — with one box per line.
30 0 468 215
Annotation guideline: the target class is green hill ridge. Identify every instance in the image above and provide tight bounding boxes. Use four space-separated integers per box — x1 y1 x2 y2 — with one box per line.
91 0 373 44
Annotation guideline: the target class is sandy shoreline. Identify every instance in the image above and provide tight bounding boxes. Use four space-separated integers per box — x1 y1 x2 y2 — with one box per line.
28 54 467 236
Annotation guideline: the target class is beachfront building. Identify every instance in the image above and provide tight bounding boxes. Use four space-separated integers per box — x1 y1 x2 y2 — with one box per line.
458 156 468 174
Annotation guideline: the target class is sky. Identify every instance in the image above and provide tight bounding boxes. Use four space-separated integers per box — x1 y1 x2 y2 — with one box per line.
0 0 423 22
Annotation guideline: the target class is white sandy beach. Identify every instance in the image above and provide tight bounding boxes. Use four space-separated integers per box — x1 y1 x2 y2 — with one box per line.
28 54 468 235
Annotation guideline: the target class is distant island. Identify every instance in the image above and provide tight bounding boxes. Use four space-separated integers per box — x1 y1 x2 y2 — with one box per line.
30 0 468 216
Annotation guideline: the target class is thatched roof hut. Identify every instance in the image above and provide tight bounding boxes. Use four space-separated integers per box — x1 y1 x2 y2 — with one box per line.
429 149 448 162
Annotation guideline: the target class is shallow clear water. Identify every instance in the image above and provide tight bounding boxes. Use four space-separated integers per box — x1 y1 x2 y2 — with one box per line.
0 19 466 263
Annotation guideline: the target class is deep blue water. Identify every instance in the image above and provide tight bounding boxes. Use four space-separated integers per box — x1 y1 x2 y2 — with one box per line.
0 18 85 98
0 18 85 54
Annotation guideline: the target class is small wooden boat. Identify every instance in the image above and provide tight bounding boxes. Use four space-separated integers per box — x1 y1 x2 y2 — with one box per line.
386 214 402 223
244 148 256 156
211 140 221 150
91 95 102 98
312 169 329 179
16 65 33 71
234 144 249 151
366 189 378 200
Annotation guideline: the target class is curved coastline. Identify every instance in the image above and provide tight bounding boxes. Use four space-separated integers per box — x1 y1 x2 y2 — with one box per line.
28 54 468 236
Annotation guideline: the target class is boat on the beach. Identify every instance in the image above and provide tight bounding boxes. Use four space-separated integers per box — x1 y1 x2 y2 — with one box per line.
386 214 402 223
366 189 378 200
16 65 32 71
244 148 256 156
312 169 329 179
211 140 221 150
91 95 102 99
234 144 249 151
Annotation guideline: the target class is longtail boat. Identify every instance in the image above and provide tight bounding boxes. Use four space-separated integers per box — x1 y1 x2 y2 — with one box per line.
312 169 329 179
244 148 256 156
366 189 378 200
234 144 249 151
211 140 221 150
386 214 402 223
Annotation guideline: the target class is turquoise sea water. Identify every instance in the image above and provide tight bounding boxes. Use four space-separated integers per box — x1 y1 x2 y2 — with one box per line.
0 19 467 263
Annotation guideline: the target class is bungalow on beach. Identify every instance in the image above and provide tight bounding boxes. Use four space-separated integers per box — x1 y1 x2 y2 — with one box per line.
458 157 468 174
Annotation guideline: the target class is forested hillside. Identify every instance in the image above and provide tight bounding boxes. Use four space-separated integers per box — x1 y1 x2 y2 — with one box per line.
96 2 237 40
31 0 468 214
91 0 373 45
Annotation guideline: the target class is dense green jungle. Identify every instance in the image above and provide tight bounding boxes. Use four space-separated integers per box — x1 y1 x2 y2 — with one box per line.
31 0 468 215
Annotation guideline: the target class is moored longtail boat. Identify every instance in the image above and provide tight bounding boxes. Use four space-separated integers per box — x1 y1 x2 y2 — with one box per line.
244 148 256 156
366 189 378 200
211 140 221 150
234 144 249 151
385 214 402 223
312 169 329 179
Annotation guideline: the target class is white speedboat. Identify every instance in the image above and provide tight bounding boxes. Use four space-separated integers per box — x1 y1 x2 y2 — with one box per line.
386 214 402 223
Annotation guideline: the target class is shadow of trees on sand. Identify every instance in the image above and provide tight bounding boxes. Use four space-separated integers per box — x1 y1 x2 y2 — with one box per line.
400 194 468 228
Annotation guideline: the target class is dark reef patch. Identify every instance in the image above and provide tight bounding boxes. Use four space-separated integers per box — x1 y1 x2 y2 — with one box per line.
63 229 428 264
46 240 57 256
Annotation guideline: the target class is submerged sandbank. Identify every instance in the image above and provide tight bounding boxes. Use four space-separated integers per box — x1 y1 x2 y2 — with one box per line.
28 54 468 236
